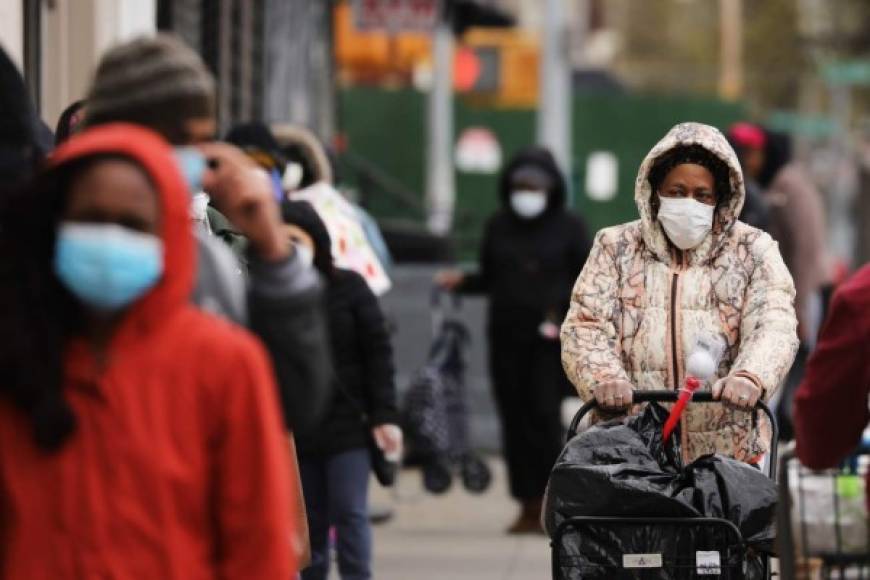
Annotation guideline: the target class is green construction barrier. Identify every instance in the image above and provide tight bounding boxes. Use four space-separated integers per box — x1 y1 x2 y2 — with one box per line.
337 87 745 261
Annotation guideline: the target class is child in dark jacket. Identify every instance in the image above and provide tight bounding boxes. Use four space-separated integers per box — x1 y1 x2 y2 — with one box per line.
282 200 401 580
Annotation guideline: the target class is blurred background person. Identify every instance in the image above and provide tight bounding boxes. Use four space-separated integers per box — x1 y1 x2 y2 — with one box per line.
82 34 331 436
282 200 401 580
275 124 394 296
437 146 591 534
0 124 296 578
0 47 44 188
726 122 770 231
793 263 870 473
757 128 834 440
226 121 288 197
561 123 798 463
759 128 833 342
54 99 86 146
273 124 334 194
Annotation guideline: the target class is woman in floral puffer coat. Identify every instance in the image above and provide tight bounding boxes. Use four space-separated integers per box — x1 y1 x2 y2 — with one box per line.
561 122 799 463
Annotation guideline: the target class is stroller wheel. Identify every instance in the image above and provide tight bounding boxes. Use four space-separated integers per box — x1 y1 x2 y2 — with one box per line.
422 458 453 495
460 454 492 494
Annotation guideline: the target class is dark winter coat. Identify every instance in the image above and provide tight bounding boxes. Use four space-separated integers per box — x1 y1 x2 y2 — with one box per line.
459 147 592 337
296 268 398 457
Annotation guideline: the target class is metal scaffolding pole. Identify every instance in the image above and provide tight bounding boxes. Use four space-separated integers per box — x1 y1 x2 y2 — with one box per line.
425 14 455 235
537 0 572 175
718 0 744 101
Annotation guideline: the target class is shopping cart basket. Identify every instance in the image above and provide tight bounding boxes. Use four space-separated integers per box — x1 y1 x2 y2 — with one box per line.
777 444 870 579
550 391 778 580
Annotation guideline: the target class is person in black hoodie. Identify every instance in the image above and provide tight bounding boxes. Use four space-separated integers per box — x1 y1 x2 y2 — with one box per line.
282 201 400 580
437 146 592 533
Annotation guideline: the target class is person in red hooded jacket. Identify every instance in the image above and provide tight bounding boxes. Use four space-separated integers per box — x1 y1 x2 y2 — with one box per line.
0 124 296 579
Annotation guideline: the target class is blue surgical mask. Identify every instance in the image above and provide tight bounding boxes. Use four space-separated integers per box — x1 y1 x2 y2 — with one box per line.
173 147 207 193
269 168 285 203
54 223 164 311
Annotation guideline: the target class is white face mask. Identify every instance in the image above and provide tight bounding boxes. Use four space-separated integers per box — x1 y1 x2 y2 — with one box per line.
295 244 315 268
510 190 547 219
656 196 715 250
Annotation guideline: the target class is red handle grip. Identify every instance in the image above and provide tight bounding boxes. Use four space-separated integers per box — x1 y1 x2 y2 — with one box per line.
662 377 701 443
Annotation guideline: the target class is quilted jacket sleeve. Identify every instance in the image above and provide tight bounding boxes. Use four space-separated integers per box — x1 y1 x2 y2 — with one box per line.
560 228 631 401
730 234 799 399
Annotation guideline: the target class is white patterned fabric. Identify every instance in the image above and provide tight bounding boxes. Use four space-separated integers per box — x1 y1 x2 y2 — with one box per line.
561 122 799 462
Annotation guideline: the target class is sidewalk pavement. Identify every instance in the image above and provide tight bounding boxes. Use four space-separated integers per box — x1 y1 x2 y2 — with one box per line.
368 458 551 580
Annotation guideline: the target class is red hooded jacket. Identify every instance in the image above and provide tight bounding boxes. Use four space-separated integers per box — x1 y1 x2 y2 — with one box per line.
0 125 296 579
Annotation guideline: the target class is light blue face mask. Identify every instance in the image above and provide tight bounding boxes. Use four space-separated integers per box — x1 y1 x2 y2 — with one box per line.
173 147 207 193
54 223 164 311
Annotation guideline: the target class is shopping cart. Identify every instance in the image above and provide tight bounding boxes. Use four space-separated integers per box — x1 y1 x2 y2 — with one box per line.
777 444 870 579
550 390 778 580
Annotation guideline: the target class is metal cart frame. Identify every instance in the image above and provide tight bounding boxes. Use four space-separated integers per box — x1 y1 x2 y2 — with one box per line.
777 445 870 579
551 390 778 580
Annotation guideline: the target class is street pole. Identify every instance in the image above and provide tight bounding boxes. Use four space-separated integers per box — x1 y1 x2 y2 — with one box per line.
718 0 743 100
537 0 572 176
425 10 455 235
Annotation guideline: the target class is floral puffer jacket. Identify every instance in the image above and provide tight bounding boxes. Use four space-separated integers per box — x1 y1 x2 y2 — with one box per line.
561 122 799 462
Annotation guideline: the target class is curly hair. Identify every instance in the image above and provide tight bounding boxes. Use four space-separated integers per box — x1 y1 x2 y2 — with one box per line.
648 144 732 211
0 156 119 451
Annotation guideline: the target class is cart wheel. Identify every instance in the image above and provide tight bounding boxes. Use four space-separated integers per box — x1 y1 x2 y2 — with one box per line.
461 454 492 494
423 458 453 495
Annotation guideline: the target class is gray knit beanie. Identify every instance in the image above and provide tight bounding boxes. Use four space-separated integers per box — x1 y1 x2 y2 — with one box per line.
84 34 215 143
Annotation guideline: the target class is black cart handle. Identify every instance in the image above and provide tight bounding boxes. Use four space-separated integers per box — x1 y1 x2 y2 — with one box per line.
567 390 779 479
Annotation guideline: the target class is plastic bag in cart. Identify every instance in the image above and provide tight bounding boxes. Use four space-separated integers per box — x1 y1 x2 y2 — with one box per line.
544 403 778 553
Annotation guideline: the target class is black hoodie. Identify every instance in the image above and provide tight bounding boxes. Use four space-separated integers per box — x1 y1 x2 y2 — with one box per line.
459 147 592 335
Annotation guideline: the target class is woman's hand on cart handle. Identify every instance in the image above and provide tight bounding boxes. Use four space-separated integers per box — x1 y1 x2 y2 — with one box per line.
593 380 634 412
435 270 464 291
712 376 761 411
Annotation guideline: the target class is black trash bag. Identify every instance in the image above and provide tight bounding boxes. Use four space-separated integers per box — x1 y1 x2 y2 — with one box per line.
683 455 778 553
545 403 777 551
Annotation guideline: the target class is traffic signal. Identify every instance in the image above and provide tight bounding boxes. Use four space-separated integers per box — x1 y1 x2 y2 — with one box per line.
454 28 538 108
